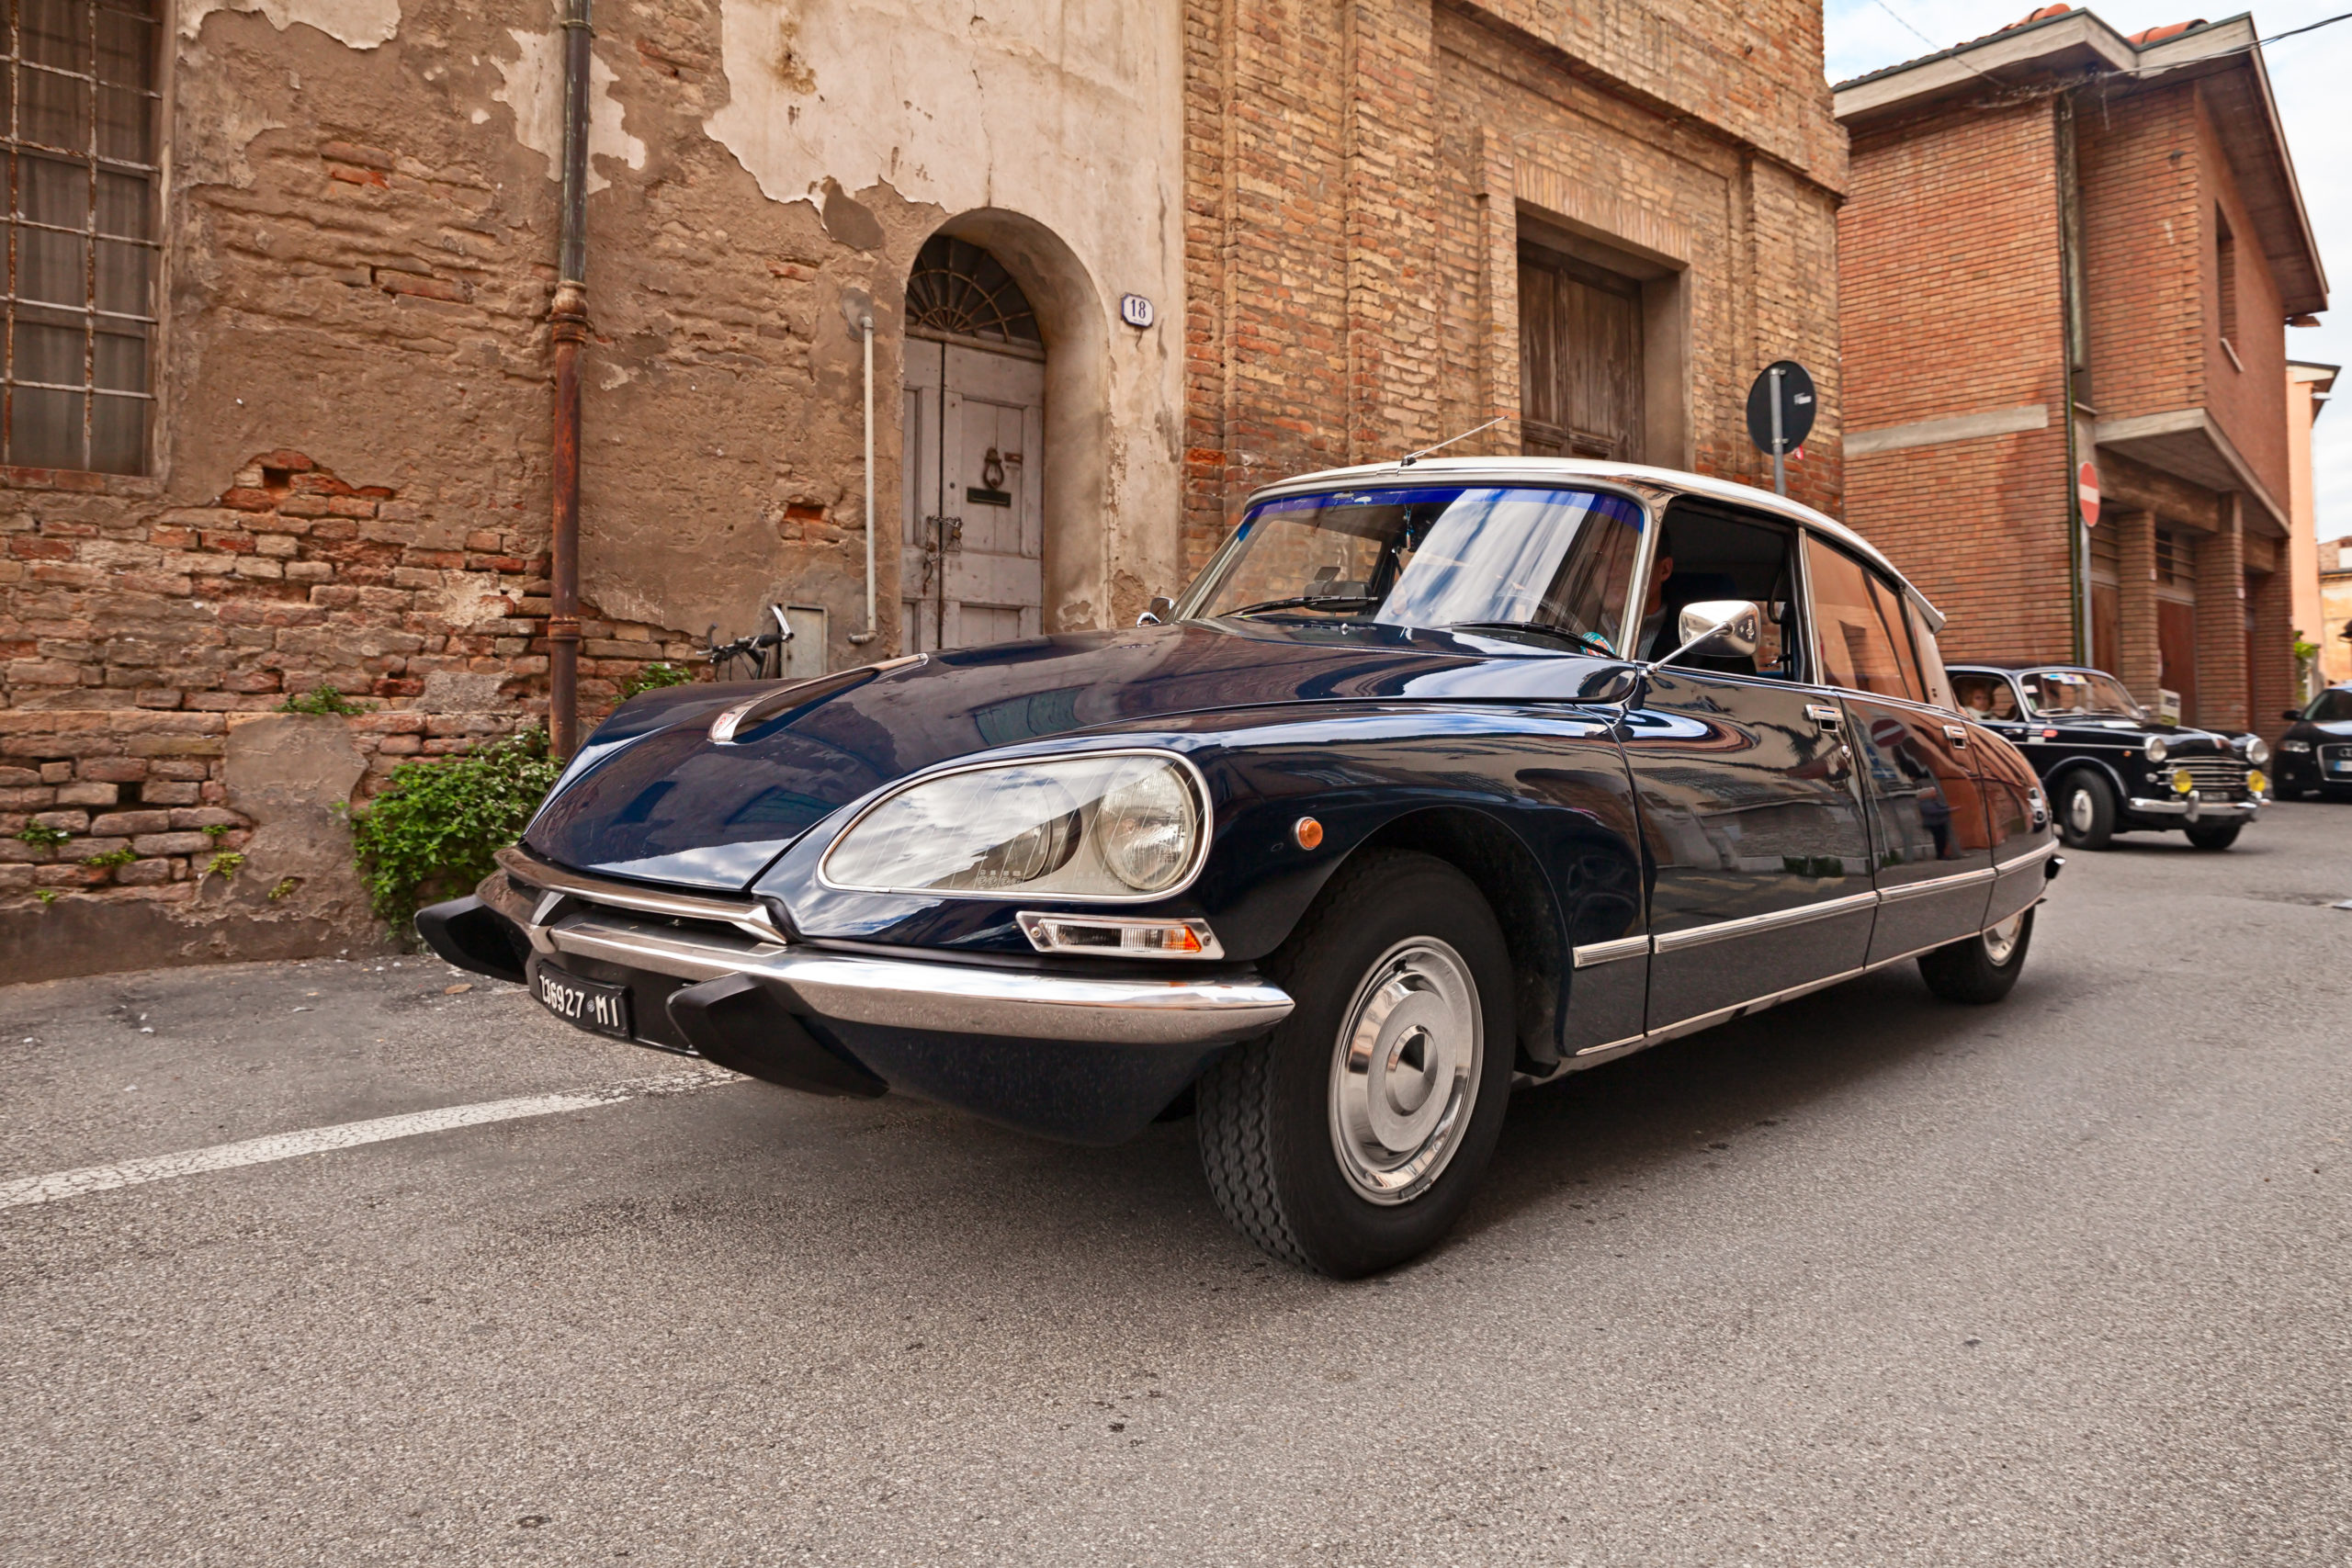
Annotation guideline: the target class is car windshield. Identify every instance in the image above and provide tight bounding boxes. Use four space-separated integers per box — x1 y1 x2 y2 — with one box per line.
2308 689 2352 723
1175 485 1647 653
2018 669 2144 719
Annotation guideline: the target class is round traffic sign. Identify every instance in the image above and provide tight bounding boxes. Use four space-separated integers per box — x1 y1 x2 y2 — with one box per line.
2077 460 2100 529
1746 361 1816 456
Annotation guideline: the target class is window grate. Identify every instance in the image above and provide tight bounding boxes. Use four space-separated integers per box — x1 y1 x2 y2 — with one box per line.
2 0 160 475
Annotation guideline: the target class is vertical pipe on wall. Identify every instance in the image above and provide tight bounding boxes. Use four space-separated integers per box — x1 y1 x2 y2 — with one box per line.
547 0 594 759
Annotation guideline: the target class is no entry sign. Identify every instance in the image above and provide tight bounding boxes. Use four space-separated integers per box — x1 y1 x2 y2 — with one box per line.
2077 460 2100 529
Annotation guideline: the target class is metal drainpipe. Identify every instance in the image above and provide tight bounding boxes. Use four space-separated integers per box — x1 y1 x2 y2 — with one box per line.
547 0 594 759
842 288 877 648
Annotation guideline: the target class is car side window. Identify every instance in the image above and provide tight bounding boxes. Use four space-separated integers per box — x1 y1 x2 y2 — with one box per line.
1951 673 2018 720
1643 502 1804 680
1804 536 1925 703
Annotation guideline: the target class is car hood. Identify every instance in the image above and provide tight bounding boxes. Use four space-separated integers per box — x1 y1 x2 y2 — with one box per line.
523 619 1615 890
2290 719 2352 739
2015 716 2238 752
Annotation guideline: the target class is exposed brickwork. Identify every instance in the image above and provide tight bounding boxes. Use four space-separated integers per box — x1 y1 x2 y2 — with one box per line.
1 450 697 915
2113 506 2161 698
1183 0 1849 566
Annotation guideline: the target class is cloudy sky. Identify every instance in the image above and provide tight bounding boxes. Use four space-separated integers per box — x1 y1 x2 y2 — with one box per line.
1823 0 2348 540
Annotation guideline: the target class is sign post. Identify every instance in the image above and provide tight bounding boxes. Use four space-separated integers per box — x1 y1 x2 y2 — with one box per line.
1745 361 1816 498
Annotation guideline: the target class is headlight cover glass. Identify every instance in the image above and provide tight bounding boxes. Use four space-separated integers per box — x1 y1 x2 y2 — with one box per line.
2143 735 2170 764
822 752 1207 900
2243 737 2270 767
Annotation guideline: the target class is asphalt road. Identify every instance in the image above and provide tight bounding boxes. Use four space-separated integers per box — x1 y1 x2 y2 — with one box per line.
4 803 2348 1566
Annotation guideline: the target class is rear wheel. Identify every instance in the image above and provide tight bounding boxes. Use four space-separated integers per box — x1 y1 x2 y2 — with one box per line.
1195 850 1513 1277
2055 772 2117 851
2184 818 2242 851
1918 908 2033 1005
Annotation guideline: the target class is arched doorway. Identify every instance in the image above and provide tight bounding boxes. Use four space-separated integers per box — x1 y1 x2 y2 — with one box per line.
900 235 1047 650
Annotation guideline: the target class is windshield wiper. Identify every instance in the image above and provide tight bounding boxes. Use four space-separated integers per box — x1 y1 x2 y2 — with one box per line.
1223 594 1379 618
1446 621 1618 657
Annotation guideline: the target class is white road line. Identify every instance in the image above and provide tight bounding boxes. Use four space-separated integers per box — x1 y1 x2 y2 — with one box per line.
0 1066 740 1212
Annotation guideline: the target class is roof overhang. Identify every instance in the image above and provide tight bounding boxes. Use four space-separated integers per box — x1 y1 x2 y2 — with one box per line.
1836 12 2326 316
2093 408 2289 535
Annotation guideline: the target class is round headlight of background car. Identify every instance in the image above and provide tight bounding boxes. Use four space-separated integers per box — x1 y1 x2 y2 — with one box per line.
2242 736 2269 767
2143 735 2170 765
822 752 1207 900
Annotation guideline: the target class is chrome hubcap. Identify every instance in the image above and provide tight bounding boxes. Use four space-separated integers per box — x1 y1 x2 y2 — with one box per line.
1328 939 1482 1205
1982 912 2025 966
2066 788 2096 835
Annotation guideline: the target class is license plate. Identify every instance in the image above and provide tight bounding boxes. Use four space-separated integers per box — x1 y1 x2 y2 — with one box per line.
534 966 633 1039
2332 760 2352 774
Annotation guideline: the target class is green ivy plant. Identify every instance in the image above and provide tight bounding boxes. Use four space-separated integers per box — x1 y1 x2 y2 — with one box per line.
278 684 373 716
206 851 247 882
35 888 57 905
347 728 561 929
202 822 232 841
619 661 694 700
83 846 136 870
17 822 70 850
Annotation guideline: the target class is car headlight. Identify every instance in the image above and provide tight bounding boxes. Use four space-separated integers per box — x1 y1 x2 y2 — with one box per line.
822 752 1207 899
2242 737 2269 767
2143 735 2169 764
2281 739 2313 753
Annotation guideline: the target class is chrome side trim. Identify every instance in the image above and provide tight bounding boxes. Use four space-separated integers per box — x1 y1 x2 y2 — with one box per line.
544 914 1293 1047
1877 865 1997 904
1993 838 2061 874
1572 934 1651 968
1545 907 2033 1078
1650 888 1879 954
494 845 787 944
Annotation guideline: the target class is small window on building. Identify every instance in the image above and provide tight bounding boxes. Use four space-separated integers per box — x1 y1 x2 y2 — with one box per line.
2155 528 2195 587
2215 206 2239 360
3 0 159 474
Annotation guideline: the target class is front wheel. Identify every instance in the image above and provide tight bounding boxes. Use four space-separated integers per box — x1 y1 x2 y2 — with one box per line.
2184 818 2242 851
2055 772 2117 850
1195 850 1514 1277
1918 908 2033 1005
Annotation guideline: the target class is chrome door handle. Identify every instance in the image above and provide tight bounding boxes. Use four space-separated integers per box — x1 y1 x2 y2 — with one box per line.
1804 703 1842 729
1944 723 1970 746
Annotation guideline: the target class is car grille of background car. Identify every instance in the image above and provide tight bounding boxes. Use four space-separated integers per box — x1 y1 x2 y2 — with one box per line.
2176 757 2252 798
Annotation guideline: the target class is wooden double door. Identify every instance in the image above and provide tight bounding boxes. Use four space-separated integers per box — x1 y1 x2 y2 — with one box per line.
1518 243 1644 463
901 338 1046 652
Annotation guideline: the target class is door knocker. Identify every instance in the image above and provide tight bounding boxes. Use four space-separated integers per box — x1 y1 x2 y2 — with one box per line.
981 448 1006 491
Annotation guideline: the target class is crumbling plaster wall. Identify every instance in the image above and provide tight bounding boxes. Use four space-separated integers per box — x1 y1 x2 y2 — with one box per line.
5 0 1187 972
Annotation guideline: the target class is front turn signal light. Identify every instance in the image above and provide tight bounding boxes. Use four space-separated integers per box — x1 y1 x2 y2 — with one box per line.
2247 769 2269 796
1016 911 1223 959
2171 767 2196 795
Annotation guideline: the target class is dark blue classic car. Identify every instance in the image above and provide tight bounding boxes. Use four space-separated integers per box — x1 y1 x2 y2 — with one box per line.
422 461 2059 1275
1947 663 2270 850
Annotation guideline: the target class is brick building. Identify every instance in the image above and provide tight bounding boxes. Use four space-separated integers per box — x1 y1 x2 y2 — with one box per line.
1837 7 2327 737
3 0 1846 975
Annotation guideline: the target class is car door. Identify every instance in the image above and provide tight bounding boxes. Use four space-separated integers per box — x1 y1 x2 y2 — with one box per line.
1803 536 1995 962
1616 506 1876 1032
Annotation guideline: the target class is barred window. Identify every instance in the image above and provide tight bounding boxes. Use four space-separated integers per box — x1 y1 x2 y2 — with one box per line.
3 0 157 474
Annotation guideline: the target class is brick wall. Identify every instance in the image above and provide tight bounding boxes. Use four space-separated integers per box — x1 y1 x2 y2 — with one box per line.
1839 99 2073 661
1182 0 1848 562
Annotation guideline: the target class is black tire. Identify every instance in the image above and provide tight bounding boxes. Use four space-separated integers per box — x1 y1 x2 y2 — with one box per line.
1195 850 1514 1278
2054 771 2118 851
2184 818 2242 851
1918 908 2033 1005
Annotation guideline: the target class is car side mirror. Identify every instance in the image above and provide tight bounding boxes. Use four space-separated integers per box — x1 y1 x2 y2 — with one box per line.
2283 708 2304 723
1136 595 1176 626
1648 600 1762 671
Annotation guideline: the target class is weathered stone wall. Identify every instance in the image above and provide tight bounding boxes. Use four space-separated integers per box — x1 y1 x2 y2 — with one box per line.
3 0 1187 974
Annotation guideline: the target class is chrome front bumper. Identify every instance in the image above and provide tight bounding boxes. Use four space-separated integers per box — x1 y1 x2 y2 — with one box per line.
2126 794 2264 823
482 847 1293 1049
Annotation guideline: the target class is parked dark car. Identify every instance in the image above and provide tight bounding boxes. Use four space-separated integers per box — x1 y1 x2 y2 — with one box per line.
2276 684 2352 799
1947 662 2269 850
422 460 2059 1275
